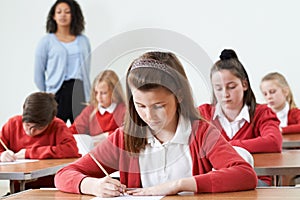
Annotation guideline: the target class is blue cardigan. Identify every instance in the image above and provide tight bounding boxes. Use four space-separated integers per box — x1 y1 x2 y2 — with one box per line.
34 33 91 101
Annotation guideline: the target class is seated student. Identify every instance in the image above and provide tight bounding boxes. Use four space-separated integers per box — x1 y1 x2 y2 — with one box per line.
198 49 282 187
69 70 126 143
55 51 257 197
260 72 300 134
0 92 80 192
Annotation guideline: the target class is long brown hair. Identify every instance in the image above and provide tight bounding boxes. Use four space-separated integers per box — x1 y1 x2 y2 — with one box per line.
210 49 257 121
124 51 201 153
260 72 297 109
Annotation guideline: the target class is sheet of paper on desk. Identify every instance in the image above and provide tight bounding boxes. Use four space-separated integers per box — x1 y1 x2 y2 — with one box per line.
0 159 39 165
91 194 164 200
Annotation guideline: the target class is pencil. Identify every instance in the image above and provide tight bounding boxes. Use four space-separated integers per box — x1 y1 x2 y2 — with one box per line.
89 152 110 177
0 138 9 151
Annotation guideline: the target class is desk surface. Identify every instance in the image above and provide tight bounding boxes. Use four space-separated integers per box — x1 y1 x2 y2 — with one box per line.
283 133 300 148
253 150 300 176
3 188 300 199
0 158 78 180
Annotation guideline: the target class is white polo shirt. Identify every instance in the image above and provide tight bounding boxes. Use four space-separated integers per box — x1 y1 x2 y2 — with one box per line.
139 115 193 187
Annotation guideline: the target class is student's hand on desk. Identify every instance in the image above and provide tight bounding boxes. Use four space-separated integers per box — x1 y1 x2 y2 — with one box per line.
126 180 180 196
15 149 26 159
0 150 17 162
127 177 197 196
81 176 126 197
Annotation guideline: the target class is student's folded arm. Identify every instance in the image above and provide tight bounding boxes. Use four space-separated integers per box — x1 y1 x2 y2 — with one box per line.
69 105 92 135
193 123 257 193
230 106 282 153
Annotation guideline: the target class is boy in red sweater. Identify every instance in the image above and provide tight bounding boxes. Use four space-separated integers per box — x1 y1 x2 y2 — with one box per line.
0 92 80 191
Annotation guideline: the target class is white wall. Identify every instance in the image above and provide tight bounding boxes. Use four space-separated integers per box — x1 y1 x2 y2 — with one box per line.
1 0 300 126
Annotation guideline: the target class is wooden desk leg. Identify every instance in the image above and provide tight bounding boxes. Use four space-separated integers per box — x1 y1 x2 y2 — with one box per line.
9 180 15 194
273 175 277 186
19 181 26 191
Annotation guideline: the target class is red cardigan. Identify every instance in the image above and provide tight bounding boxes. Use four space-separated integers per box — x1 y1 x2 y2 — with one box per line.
0 116 80 159
198 104 282 153
281 108 300 134
69 103 125 136
55 120 257 194
198 104 282 185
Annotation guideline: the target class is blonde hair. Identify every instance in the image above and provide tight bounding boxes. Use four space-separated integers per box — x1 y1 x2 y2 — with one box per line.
261 72 297 109
89 70 125 119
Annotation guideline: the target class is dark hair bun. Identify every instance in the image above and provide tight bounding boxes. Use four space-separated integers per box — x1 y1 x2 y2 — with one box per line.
220 49 238 60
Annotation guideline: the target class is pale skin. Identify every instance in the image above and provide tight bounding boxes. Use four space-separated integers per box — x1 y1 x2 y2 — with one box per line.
53 2 76 43
260 80 288 113
80 86 197 197
211 70 248 122
0 123 48 162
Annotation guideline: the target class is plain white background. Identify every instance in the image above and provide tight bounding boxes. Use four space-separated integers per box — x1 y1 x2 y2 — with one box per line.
1 0 300 126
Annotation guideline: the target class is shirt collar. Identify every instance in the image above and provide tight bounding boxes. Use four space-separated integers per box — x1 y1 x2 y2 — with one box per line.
213 103 250 123
98 102 117 115
147 115 192 147
275 102 289 117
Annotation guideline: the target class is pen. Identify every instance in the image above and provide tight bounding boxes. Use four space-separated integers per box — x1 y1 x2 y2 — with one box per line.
89 152 110 177
0 138 9 151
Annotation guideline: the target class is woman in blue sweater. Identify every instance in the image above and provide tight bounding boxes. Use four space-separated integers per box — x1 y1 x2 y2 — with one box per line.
34 0 91 123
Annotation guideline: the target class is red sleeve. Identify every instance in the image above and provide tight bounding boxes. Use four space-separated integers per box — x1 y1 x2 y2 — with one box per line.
25 118 81 159
69 106 93 135
55 129 124 193
190 121 257 193
282 108 300 134
230 105 282 153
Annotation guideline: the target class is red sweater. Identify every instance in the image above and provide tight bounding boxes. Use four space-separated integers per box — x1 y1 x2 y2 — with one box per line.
281 108 300 134
69 103 125 136
55 120 257 194
0 116 80 159
198 104 282 185
198 104 282 153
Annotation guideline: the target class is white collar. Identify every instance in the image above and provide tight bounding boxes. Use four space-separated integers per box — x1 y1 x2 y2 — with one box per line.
98 102 117 115
275 102 289 118
213 103 250 123
146 115 192 147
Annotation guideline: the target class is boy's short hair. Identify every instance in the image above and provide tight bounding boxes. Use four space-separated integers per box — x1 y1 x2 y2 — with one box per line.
22 92 58 127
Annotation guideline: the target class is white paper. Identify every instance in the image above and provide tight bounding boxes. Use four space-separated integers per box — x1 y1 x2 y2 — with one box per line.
91 194 164 200
0 159 39 165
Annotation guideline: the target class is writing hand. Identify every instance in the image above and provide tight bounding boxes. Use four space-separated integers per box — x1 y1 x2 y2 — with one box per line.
0 150 17 162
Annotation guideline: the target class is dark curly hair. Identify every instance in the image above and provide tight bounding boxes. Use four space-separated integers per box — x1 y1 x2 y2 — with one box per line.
46 0 85 35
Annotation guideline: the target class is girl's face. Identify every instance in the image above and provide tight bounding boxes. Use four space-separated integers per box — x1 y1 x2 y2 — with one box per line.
95 81 113 108
212 69 247 111
23 123 48 137
260 80 288 112
53 3 72 27
131 86 178 134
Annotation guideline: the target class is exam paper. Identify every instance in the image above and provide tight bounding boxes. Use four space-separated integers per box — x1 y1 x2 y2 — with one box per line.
0 159 39 165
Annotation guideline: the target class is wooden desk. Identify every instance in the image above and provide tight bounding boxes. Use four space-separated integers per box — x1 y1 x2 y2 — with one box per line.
253 150 300 176
0 158 77 193
253 150 300 185
3 188 300 199
283 133 300 149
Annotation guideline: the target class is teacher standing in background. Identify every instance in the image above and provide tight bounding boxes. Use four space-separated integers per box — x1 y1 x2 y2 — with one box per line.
34 0 91 123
